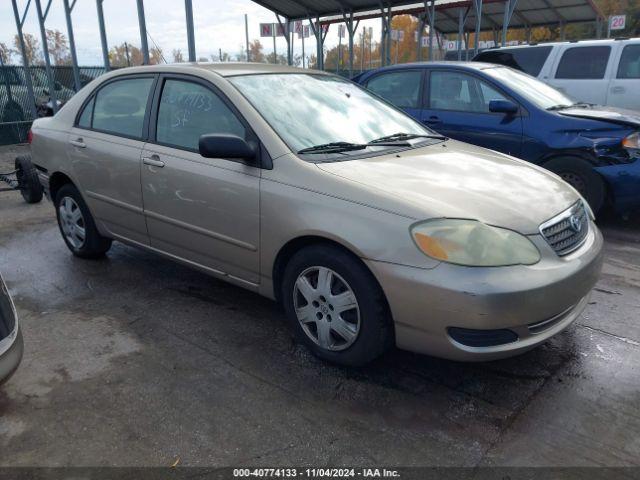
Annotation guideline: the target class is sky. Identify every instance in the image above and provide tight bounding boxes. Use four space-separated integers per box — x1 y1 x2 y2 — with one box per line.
0 0 384 65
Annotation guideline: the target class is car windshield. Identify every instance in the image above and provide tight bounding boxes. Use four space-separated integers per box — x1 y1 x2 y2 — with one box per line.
229 73 437 155
483 66 577 110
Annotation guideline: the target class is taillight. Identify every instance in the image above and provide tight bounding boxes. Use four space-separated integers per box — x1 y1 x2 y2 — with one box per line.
27 129 33 144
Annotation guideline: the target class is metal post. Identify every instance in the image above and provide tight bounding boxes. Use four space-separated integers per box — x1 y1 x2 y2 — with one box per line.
559 22 565 40
526 25 532 43
338 27 342 73
429 0 435 60
465 31 470 60
474 0 483 56
302 29 306 68
395 37 399 64
458 8 464 61
136 0 149 64
96 0 110 71
63 0 81 92
502 1 509 46
185 0 196 62
360 28 365 72
347 13 356 78
244 14 250 61
273 28 277 64
35 0 58 114
369 27 373 69
125 42 131 66
11 0 38 119
417 14 426 62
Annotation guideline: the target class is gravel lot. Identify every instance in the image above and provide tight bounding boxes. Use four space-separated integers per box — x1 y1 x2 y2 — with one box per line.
0 144 639 468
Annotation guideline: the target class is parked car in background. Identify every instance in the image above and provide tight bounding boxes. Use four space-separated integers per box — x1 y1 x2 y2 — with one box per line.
356 62 640 214
0 272 23 384
30 64 603 365
472 38 640 111
1 66 75 122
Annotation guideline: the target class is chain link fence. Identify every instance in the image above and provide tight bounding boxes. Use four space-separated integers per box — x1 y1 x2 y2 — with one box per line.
0 66 109 146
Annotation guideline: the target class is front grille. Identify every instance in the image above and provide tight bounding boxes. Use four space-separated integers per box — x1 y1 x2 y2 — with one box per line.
540 201 589 256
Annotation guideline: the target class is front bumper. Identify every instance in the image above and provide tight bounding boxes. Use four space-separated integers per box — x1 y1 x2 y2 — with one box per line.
366 222 604 361
0 275 23 384
0 326 23 385
595 157 640 213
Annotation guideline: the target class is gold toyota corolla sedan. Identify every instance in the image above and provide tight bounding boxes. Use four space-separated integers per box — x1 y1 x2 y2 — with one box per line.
29 63 603 366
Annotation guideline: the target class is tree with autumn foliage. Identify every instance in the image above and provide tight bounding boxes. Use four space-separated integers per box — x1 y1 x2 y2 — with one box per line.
109 43 164 66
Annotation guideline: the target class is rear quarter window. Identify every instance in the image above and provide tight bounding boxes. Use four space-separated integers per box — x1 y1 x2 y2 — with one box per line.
475 46 552 76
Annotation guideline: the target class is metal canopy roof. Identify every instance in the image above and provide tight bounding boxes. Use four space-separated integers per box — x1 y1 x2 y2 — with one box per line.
250 1 425 20
252 0 604 31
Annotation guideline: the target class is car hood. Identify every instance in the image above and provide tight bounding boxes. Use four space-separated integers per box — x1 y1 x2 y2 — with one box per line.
558 106 640 128
316 140 580 235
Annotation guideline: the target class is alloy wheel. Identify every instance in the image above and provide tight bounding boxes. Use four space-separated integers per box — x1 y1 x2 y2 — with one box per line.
293 266 361 351
58 196 86 249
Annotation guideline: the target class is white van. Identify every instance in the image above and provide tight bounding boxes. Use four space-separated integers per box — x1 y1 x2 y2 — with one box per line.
473 38 640 110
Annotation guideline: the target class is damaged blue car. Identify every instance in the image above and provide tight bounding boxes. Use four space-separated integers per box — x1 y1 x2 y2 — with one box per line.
355 62 640 214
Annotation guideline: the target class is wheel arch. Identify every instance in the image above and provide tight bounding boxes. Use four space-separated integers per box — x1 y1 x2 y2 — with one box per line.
271 235 387 309
49 171 75 201
541 153 612 211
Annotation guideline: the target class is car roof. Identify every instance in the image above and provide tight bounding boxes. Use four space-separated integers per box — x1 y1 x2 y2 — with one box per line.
105 62 329 78
479 37 640 51
364 61 501 73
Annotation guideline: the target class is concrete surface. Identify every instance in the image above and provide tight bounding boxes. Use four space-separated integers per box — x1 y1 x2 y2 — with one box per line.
0 144 638 467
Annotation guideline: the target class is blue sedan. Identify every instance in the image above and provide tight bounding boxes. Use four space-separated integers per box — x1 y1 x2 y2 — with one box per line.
354 62 640 214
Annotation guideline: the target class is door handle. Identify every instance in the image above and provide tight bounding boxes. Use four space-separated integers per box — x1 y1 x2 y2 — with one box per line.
424 116 442 125
143 155 165 168
69 138 86 148
611 86 625 94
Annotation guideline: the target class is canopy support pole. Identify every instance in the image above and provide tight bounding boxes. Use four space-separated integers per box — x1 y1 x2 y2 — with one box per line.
11 0 38 118
96 0 110 71
342 11 360 78
34 0 59 113
63 0 81 92
502 0 518 46
136 0 149 64
186 0 196 61
473 0 483 56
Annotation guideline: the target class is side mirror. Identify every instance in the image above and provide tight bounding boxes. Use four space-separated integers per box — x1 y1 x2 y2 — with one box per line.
489 99 518 115
199 134 257 161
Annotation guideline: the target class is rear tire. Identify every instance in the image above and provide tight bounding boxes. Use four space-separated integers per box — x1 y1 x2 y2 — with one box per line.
544 156 605 214
55 184 112 258
15 155 43 204
281 244 392 366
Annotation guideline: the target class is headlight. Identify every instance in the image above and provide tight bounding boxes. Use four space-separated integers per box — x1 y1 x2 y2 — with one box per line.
622 132 640 150
411 219 540 267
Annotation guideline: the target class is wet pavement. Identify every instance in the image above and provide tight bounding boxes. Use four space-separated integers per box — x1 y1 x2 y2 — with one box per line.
0 144 639 467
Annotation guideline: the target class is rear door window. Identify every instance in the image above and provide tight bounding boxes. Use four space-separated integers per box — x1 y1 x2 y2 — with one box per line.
555 46 611 79
475 46 552 76
92 77 154 139
617 45 640 79
366 70 422 108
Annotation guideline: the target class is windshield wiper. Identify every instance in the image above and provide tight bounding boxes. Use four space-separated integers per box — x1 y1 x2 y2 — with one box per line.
369 132 448 144
297 133 447 155
547 102 593 111
546 104 573 111
297 142 367 154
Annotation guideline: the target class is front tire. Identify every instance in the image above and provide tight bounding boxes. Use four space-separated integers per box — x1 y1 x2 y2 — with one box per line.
55 184 112 258
281 244 392 366
544 156 606 214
